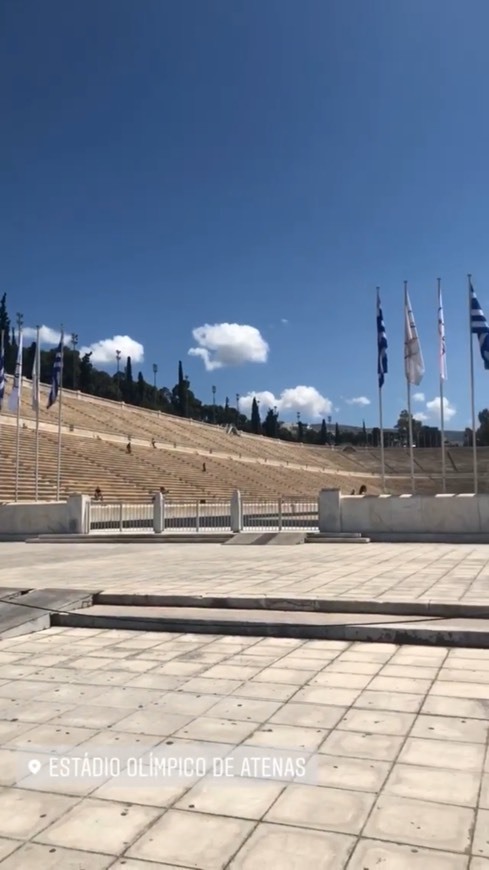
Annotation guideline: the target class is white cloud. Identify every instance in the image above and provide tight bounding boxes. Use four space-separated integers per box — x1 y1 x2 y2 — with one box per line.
23 325 70 346
79 335 144 365
281 318 289 325
188 323 269 371
239 385 333 420
426 396 456 422
413 396 456 425
345 396 371 406
413 392 425 402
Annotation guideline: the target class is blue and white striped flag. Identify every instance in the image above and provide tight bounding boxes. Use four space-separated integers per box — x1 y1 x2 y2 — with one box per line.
376 290 388 388
47 334 63 409
470 281 489 370
0 329 5 410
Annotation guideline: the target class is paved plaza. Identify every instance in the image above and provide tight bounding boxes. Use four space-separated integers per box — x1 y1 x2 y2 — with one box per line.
2 541 489 603
0 541 489 867
0 626 486 867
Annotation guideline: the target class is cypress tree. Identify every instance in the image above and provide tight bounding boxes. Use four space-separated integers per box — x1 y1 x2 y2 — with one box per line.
251 397 261 434
319 419 327 445
137 371 145 405
124 356 134 401
0 293 12 372
177 360 188 417
79 352 94 393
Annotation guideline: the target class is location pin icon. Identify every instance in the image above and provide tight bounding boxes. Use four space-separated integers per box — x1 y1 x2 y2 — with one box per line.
27 759 42 775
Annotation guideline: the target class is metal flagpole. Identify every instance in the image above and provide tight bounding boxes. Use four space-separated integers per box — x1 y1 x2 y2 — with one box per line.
378 382 385 493
407 378 415 493
439 367 446 493
468 274 478 493
34 326 40 501
0 329 4 461
404 282 415 494
438 279 446 493
56 327 64 501
14 313 23 503
376 287 387 493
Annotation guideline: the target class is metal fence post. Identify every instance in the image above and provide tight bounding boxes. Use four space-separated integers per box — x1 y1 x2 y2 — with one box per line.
196 500 200 533
119 502 123 533
278 498 283 531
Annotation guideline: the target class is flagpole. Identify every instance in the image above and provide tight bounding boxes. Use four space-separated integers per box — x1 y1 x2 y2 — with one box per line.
404 281 415 494
468 273 478 493
34 326 40 501
14 313 23 503
378 382 385 493
376 287 388 493
438 279 446 493
0 329 4 463
439 366 446 493
56 327 64 500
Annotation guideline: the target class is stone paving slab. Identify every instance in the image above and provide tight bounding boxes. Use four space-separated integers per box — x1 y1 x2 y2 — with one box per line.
0 626 486 866
3 541 489 605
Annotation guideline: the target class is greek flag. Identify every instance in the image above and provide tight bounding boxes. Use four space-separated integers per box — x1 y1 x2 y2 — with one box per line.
470 281 489 370
47 335 63 409
376 290 388 388
0 330 5 410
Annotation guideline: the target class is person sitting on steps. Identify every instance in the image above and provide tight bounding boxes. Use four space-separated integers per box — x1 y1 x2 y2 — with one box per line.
93 487 103 501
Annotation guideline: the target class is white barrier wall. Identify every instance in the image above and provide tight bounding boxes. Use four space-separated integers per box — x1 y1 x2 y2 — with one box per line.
318 489 489 535
0 495 89 536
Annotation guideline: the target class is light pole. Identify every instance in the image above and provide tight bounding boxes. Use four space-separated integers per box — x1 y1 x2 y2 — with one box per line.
116 349 121 399
212 385 216 423
236 393 240 427
297 411 302 442
71 333 78 390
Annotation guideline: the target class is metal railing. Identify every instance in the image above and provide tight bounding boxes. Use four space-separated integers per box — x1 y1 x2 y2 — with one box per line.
242 497 318 531
88 501 153 533
87 495 318 534
164 499 232 533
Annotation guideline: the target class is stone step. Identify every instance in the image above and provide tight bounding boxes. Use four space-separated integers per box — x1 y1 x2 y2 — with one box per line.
0 588 94 639
53 603 489 648
92 592 489 619
26 533 233 544
306 533 370 543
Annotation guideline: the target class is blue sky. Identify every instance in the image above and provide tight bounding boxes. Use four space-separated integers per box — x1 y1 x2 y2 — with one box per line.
2 0 489 428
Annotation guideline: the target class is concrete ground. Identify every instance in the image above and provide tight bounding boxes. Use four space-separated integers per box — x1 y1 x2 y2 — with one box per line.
0 625 487 868
2 541 489 603
1 541 489 867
